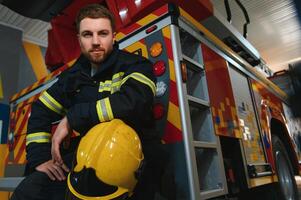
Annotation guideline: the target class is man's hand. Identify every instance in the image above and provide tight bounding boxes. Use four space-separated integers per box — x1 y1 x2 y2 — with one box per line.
51 117 70 165
35 160 69 181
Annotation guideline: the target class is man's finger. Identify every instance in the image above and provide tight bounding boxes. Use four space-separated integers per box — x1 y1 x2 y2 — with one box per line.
61 163 70 173
48 165 64 181
53 164 66 180
44 169 55 181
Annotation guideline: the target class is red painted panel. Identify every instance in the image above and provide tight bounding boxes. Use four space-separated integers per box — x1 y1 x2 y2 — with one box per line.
169 80 178 106
163 121 182 143
202 45 240 138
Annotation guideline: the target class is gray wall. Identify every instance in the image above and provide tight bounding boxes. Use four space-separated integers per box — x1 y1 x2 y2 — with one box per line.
0 24 22 104
0 24 47 104
17 45 38 93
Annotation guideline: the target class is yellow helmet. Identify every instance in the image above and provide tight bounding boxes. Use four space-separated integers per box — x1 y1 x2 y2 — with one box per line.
67 119 144 200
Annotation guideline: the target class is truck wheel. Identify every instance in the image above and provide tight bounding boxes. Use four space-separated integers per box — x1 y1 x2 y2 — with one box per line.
272 135 299 200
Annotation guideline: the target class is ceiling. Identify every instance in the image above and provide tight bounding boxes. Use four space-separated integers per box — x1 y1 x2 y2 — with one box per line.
0 4 50 47
0 0 300 72
211 0 301 72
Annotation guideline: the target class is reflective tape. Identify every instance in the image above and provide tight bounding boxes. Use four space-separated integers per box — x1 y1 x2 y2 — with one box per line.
121 72 156 95
39 91 65 115
96 97 114 122
99 80 112 92
26 132 51 146
99 72 125 93
104 98 114 120
111 72 124 93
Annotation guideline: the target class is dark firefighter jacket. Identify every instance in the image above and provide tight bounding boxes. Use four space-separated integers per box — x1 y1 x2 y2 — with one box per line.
25 45 157 173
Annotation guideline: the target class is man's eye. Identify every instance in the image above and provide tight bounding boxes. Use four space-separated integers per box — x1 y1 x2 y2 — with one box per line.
82 32 92 37
99 31 109 36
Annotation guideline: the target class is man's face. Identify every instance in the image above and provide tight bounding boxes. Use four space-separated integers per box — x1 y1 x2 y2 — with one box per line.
78 17 115 65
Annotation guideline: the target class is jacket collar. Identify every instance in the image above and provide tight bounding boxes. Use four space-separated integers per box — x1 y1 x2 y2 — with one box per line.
69 44 119 77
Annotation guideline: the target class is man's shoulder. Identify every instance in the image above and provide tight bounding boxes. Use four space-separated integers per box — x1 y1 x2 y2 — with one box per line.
58 66 76 79
58 56 87 78
118 49 152 65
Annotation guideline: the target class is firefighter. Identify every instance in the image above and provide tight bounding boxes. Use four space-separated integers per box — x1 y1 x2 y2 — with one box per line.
11 4 164 200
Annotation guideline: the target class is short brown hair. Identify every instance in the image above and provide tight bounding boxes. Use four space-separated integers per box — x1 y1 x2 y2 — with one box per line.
75 4 116 33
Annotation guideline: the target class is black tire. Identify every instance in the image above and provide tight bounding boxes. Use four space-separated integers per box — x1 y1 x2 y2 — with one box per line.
272 135 299 200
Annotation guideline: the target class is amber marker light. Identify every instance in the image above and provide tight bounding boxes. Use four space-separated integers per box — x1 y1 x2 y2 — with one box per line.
150 42 163 57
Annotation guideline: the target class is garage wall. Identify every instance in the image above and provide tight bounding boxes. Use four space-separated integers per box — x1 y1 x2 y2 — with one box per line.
17 43 38 94
0 24 48 104
0 24 22 104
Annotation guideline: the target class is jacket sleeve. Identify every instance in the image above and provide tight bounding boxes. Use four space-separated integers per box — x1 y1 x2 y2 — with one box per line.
26 77 67 173
66 59 156 134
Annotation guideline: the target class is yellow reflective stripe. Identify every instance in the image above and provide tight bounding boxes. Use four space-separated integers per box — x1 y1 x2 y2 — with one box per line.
98 72 125 93
98 72 156 95
104 98 114 120
99 81 112 92
111 82 121 87
111 72 124 93
96 100 105 122
39 91 65 115
112 72 124 80
121 72 156 95
96 97 114 122
111 82 122 93
26 132 51 146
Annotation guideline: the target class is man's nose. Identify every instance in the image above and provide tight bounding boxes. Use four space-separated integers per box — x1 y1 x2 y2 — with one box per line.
92 34 100 45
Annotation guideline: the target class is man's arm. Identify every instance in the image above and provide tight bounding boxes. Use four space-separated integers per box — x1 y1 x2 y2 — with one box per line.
26 77 69 180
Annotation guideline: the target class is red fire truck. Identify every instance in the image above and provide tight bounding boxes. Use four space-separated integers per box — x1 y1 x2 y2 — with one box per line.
0 0 300 199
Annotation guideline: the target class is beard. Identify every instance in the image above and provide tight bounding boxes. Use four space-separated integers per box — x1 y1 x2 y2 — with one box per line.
82 46 113 65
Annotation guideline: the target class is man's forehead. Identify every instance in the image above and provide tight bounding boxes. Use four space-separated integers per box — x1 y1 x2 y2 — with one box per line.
79 17 112 32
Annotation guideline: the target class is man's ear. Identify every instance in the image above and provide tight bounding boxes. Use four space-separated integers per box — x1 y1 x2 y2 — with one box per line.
113 32 116 44
77 34 82 46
